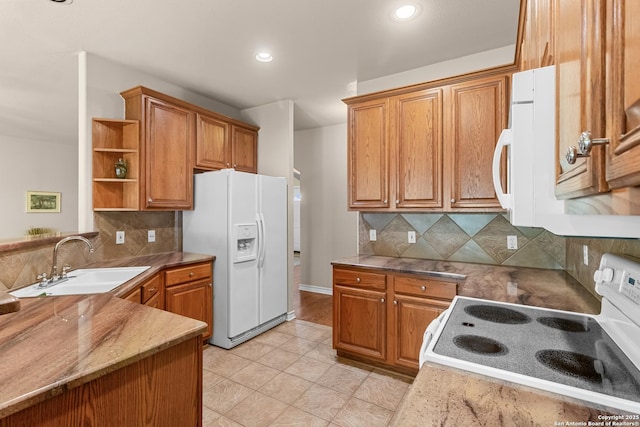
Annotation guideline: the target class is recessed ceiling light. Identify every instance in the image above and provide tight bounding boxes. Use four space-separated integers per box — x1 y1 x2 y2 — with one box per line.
393 4 419 21
255 52 273 63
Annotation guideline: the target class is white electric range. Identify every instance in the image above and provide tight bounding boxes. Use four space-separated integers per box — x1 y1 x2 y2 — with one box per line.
420 253 640 414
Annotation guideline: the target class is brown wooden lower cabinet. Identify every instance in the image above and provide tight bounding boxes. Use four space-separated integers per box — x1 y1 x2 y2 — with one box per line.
120 261 213 341
0 337 203 427
333 265 457 374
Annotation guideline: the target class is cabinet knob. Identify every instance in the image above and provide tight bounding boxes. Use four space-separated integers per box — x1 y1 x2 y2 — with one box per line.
148 287 156 293
356 277 361 283
383 199 388 204
393 300 398 305
421 285 427 291
148 198 153 202
226 162 230 167
233 164 237 168
189 272 194 277
395 200 399 204
450 198 455 204
566 131 610 165
380 298 385 303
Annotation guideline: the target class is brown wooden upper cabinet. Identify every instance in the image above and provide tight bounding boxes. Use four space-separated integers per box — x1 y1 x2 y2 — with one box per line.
604 0 640 189
121 87 195 210
551 0 640 200
195 112 258 174
520 0 555 71
344 71 509 212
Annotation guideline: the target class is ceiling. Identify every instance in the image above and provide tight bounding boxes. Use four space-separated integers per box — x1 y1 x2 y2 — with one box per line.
0 0 520 143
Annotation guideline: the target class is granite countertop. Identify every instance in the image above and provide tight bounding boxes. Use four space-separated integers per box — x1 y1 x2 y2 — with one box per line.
0 252 213 419
0 293 207 419
332 256 633 424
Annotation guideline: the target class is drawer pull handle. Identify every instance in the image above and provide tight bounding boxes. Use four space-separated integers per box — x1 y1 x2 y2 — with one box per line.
421 286 427 291
356 277 361 283
148 288 156 293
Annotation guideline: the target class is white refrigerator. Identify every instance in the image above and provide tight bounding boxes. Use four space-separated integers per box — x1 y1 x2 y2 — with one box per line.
183 169 288 349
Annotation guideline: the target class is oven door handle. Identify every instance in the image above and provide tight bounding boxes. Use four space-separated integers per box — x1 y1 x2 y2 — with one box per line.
419 309 449 368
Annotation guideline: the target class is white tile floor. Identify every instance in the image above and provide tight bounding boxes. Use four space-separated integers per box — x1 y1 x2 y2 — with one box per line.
201 320 413 426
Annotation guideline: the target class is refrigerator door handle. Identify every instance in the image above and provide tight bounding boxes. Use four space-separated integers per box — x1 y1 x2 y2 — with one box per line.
257 213 266 268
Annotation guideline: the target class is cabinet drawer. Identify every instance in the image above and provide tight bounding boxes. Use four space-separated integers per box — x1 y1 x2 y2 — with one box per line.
393 275 457 300
141 274 161 303
165 262 211 286
333 267 386 291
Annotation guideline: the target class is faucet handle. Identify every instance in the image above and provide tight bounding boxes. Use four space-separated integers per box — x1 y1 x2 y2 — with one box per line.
61 265 71 278
36 273 48 284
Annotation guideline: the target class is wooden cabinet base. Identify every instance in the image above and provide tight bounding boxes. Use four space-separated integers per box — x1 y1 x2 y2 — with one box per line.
336 350 418 377
1 337 203 427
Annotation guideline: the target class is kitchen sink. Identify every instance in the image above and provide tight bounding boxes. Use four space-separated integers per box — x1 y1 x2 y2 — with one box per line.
9 266 151 298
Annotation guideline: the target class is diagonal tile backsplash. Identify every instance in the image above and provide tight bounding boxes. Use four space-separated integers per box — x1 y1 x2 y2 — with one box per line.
360 213 566 270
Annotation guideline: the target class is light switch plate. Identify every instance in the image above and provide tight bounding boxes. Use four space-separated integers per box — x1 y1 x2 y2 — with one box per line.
116 231 125 245
148 230 156 243
369 229 377 241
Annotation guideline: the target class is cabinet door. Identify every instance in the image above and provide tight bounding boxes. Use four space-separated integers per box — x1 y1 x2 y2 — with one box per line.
520 0 555 70
123 287 142 304
348 99 390 209
231 126 258 173
392 89 443 209
333 284 386 361
447 75 508 209
554 0 608 198
391 294 449 370
195 113 230 170
605 0 640 188
165 279 213 340
144 97 194 209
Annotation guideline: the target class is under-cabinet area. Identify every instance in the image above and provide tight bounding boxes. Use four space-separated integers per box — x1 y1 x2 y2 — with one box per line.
332 264 458 374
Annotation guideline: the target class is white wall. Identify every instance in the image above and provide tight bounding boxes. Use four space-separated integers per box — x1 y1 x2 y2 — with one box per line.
0 135 78 238
79 52 243 232
241 100 296 312
357 45 515 95
294 123 357 292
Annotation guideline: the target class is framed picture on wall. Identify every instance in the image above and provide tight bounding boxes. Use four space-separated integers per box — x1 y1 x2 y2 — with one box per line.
26 191 61 213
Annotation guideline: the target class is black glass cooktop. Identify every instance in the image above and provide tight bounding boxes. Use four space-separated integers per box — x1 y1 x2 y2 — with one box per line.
431 298 640 404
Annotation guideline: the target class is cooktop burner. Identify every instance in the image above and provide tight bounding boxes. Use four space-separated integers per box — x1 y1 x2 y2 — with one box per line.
453 335 508 356
464 304 532 324
537 316 590 332
535 350 605 383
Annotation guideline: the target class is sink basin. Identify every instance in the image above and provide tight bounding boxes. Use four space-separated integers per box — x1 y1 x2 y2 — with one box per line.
9 266 151 298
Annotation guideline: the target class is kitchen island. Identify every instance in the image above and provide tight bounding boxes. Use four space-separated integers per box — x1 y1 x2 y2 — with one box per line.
0 252 213 425
0 293 207 425
332 256 632 425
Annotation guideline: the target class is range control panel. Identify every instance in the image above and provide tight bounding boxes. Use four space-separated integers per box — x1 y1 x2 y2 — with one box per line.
595 254 640 324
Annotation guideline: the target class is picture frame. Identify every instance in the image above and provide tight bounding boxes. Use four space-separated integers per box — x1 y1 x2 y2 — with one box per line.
26 191 61 213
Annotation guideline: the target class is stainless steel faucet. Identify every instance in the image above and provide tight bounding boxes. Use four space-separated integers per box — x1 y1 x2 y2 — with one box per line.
40 236 95 288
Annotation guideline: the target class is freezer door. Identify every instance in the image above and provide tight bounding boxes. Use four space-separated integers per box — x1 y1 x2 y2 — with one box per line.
228 171 260 337
257 175 288 324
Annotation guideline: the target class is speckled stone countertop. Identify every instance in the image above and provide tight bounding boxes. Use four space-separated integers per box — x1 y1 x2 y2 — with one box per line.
0 252 212 419
332 256 636 424
0 293 207 419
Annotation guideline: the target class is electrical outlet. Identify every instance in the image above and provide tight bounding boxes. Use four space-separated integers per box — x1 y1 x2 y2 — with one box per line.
507 235 518 250
583 245 589 266
369 229 377 241
148 230 156 243
115 231 125 245
408 231 416 244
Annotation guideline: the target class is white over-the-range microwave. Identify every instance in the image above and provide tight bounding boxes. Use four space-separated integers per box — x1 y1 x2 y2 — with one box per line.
492 65 640 238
